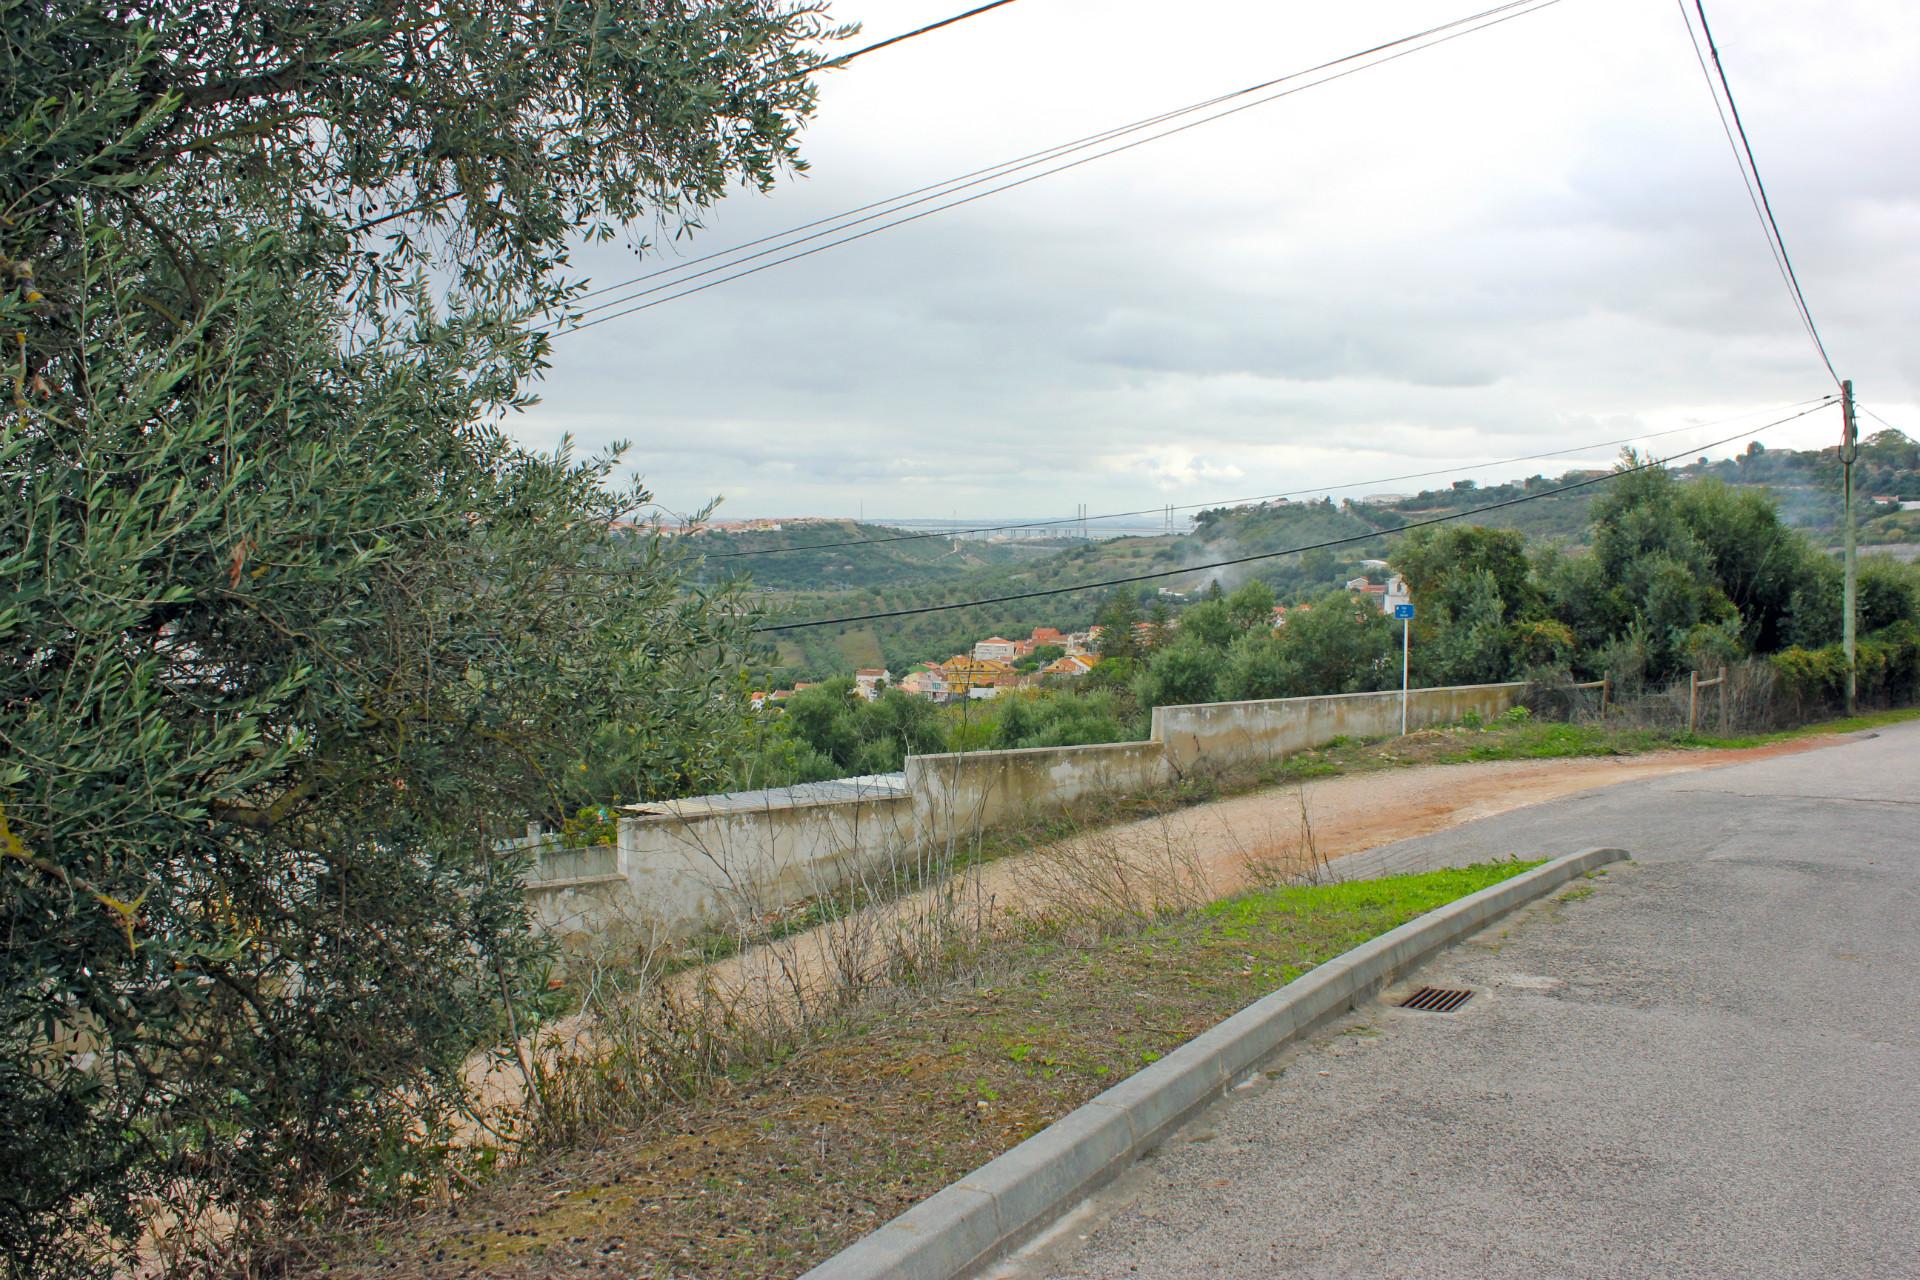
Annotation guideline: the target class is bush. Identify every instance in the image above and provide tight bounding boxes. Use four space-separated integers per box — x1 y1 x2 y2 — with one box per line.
1769 622 1920 714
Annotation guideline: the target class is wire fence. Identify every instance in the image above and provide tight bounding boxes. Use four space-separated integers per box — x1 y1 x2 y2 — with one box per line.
1525 659 1861 736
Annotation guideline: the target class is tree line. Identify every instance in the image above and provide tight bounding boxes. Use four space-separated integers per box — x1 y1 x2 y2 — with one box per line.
742 460 1920 783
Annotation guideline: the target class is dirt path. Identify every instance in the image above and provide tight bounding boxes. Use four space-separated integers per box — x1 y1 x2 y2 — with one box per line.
474 735 1838 1111
688 736 1835 1014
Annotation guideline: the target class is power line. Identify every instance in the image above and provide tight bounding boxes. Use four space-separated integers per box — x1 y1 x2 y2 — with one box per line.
572 99 1217 306
344 4 1021 240
700 396 1833 558
1671 1 1809 352
825 0 1024 70
752 401 1833 632
565 0 1571 332
570 0 1550 313
1676 0 1841 387
1858 406 1908 436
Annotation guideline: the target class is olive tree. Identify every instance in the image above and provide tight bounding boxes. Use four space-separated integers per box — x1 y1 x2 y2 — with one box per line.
1 3 844 1273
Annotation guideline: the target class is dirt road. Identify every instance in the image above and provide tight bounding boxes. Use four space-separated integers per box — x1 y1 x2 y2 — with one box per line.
689 736 1834 1015
470 736 1838 1116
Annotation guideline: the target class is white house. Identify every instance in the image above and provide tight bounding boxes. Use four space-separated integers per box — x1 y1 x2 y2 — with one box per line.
972 636 1019 662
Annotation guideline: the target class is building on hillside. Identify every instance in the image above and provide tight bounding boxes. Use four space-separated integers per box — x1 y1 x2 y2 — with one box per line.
853 668 890 700
1042 654 1098 678
897 668 951 701
1064 629 1095 656
1345 574 1411 615
972 636 1019 662
1009 627 1071 660
947 655 1017 687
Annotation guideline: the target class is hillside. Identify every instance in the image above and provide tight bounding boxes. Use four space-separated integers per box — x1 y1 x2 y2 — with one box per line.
682 520 1068 591
750 434 1920 679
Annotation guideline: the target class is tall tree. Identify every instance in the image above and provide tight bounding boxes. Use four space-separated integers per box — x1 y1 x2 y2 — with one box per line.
1 4 843 1274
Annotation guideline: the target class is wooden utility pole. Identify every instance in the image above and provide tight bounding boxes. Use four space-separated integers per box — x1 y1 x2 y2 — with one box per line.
1841 380 1859 715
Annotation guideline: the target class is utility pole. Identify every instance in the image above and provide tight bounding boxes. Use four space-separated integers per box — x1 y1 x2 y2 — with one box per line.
1841 380 1859 715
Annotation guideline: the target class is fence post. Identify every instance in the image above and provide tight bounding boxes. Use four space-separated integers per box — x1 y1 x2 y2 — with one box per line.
1687 670 1699 735
1719 665 1728 732
1600 676 1610 721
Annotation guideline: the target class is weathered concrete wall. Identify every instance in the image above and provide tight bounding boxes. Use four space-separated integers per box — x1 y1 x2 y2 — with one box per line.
525 682 1527 941
1151 682 1526 773
907 740 1175 846
517 839 629 940
611 790 917 941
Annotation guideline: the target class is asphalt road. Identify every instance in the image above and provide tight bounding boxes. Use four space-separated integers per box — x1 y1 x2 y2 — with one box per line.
1002 722 1920 1280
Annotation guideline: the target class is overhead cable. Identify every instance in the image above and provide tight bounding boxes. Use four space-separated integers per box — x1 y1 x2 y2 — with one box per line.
823 0 1025 70
564 0 1571 332
1675 0 1841 387
570 0 1551 312
752 400 1833 632
702 395 1833 558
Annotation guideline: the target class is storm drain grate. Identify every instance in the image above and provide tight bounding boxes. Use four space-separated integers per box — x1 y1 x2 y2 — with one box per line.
1400 986 1474 1013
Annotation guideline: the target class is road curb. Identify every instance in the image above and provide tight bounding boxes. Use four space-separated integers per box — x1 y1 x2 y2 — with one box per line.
798 846 1629 1280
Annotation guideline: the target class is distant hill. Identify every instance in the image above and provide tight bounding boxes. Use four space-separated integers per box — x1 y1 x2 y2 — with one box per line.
683 520 1068 591
746 433 1920 680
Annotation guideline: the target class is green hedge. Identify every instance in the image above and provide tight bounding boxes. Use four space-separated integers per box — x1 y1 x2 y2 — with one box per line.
1770 621 1920 712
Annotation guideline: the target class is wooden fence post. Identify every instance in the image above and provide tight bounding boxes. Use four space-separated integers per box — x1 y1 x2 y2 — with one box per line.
1601 676 1610 720
1687 670 1699 735
1719 665 1728 731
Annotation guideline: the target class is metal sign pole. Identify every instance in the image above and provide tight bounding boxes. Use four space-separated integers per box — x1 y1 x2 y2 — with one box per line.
1394 602 1415 735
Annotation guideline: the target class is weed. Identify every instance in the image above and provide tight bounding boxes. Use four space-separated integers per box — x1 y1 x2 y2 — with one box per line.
308 861 1543 1280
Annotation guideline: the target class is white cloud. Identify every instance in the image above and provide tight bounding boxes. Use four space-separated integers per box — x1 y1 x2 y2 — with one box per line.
514 0 1920 519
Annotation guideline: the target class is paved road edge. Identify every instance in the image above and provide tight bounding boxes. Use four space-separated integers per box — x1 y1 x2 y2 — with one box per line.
798 846 1630 1280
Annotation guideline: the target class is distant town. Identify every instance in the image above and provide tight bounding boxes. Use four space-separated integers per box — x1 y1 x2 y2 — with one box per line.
749 570 1411 708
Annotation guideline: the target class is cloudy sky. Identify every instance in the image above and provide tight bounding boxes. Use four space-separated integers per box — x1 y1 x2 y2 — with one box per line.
522 0 1918 521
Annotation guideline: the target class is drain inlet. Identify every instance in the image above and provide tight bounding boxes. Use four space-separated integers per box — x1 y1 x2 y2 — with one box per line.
1400 986 1474 1012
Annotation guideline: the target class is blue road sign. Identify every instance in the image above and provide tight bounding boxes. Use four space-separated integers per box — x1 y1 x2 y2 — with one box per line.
1393 603 1415 620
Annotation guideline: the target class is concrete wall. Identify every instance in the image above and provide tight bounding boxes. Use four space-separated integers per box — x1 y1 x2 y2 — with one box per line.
908 739 1175 846
612 790 917 941
524 682 1527 942
1152 683 1526 773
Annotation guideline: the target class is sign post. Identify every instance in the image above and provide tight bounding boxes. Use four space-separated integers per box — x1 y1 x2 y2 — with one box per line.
1393 602 1416 735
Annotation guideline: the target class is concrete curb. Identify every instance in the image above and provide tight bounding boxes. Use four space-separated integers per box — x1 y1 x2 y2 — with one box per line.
798 847 1629 1280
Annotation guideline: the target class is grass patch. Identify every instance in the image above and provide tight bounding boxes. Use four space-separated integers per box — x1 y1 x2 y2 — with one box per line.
311 861 1541 1280
638 704 1906 990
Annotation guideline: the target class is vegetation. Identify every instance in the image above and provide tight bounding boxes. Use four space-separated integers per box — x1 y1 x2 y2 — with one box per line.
733 461 1920 789
685 520 1055 591
749 437 1920 681
1 4 846 1275
293 861 1546 1280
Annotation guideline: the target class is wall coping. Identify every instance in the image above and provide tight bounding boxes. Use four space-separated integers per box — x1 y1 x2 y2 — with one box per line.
905 737 1168 769
1152 681 1530 723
